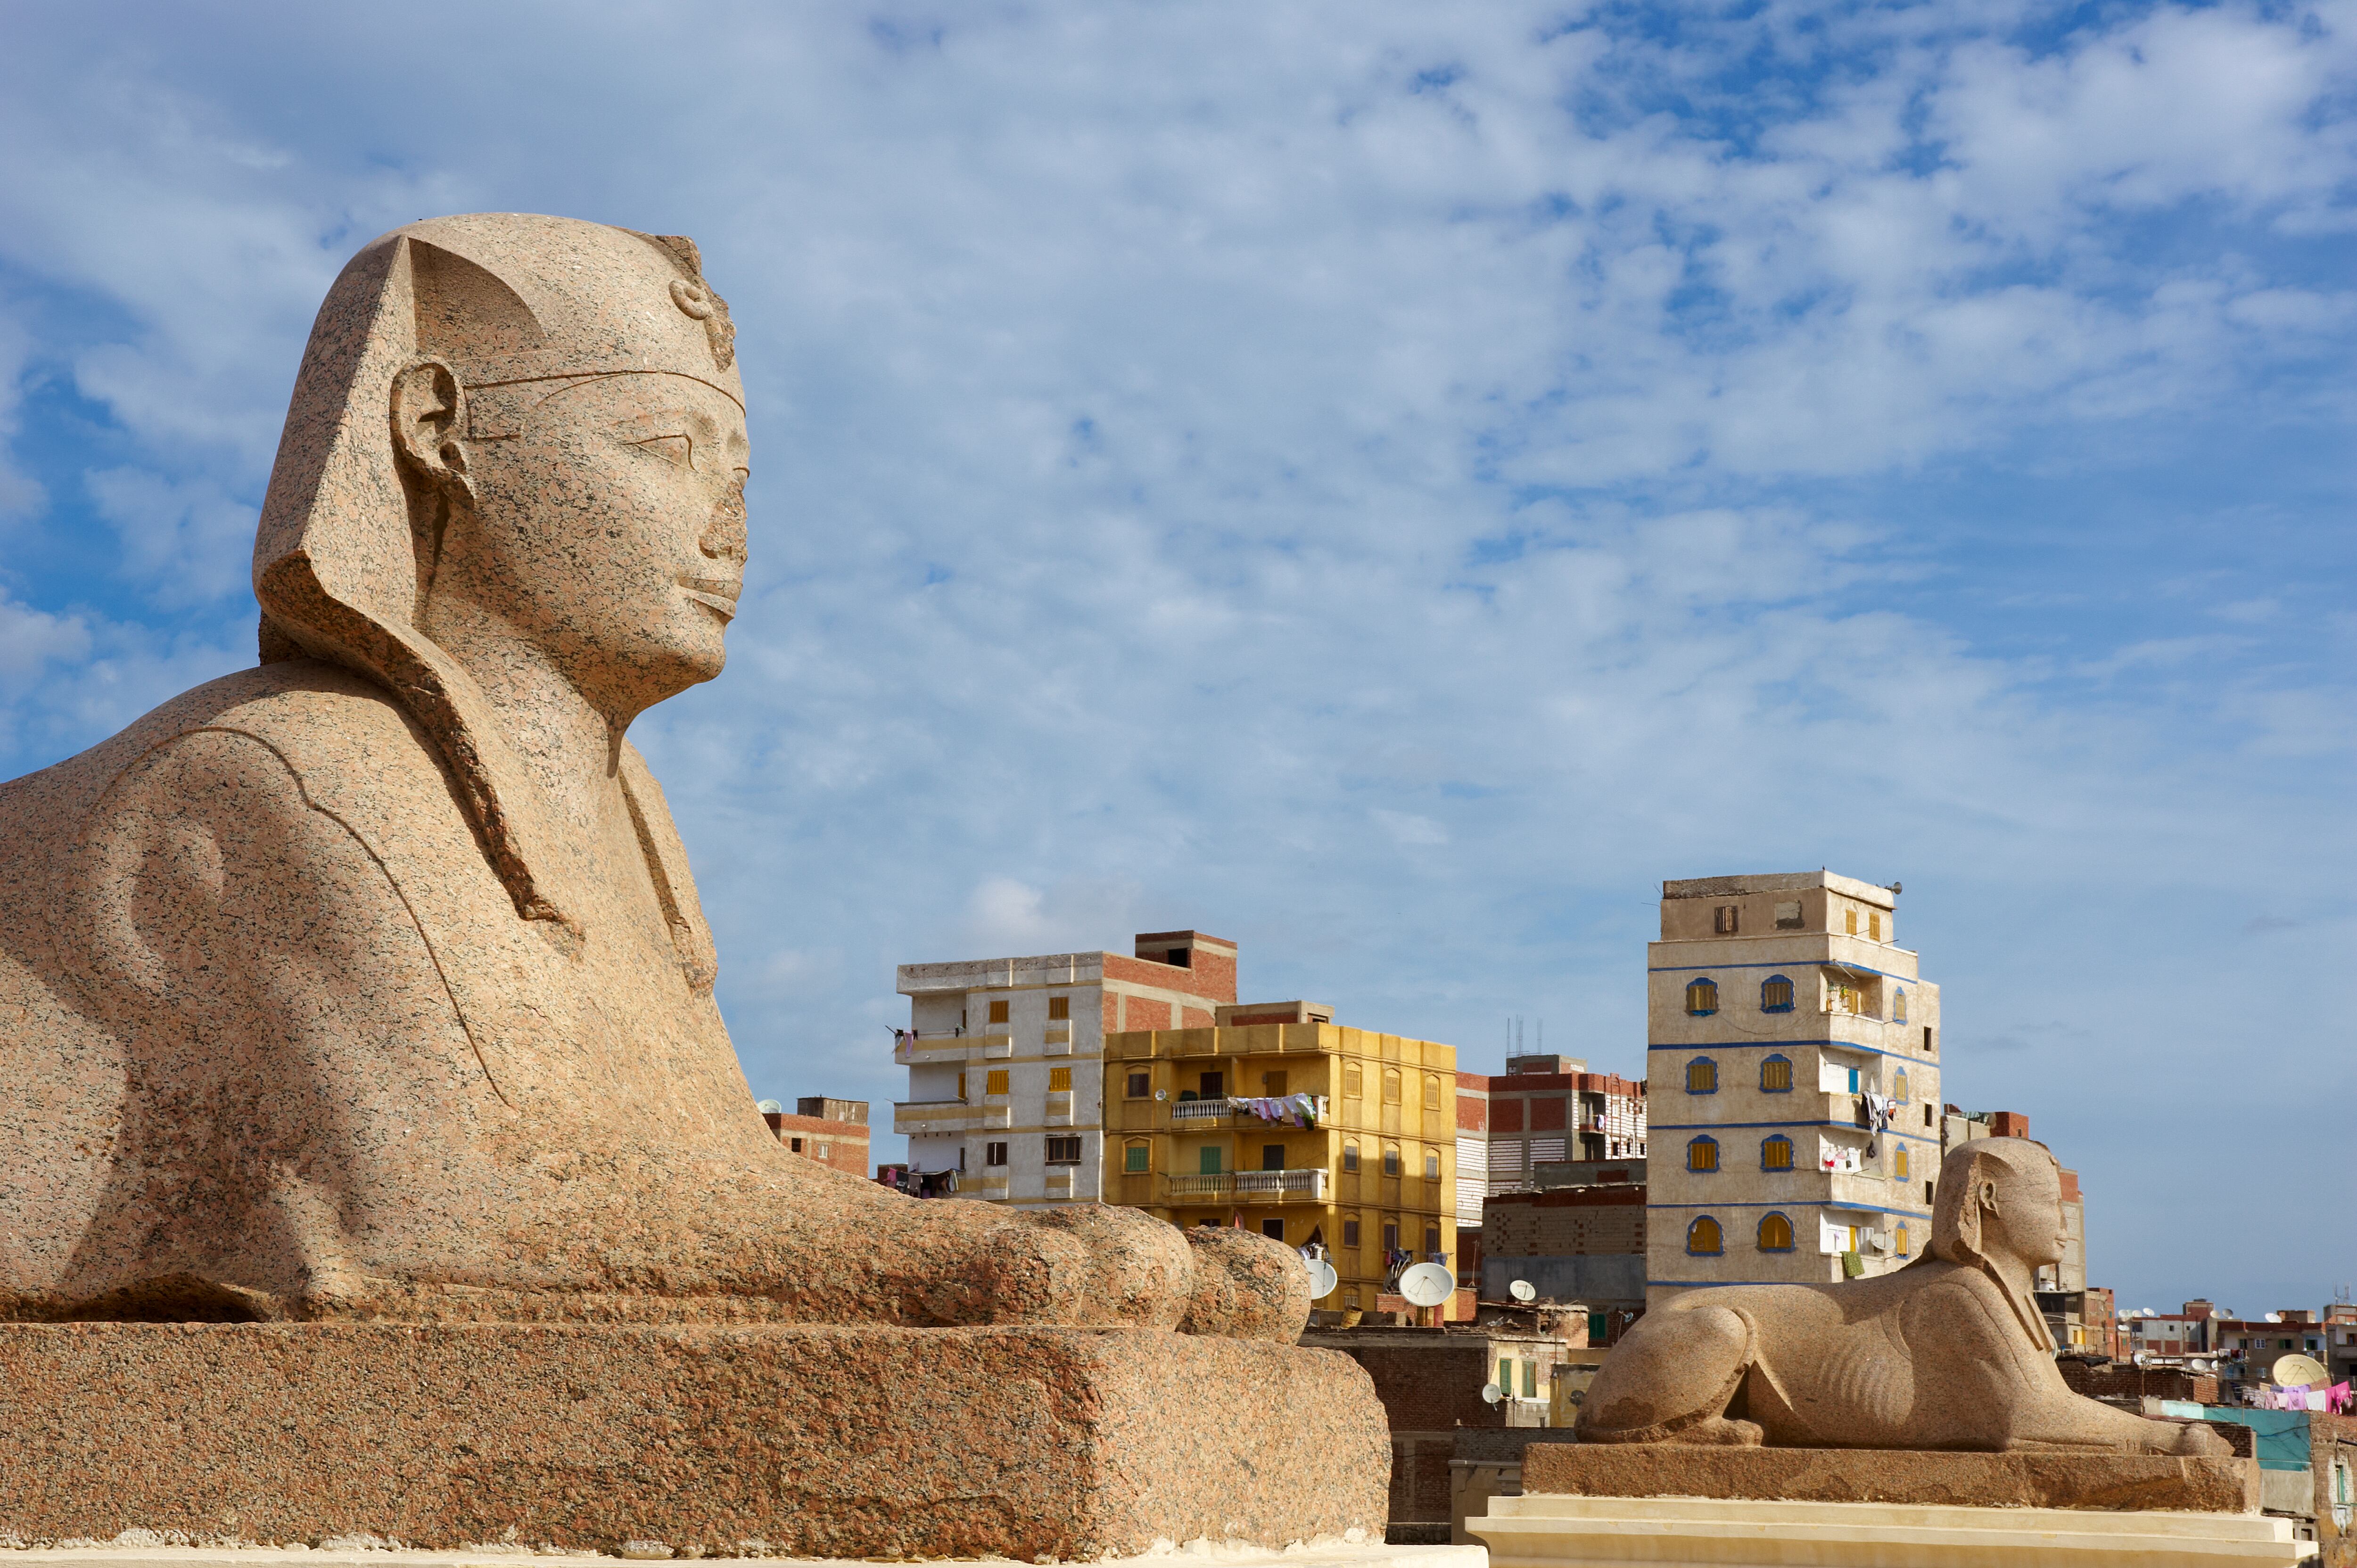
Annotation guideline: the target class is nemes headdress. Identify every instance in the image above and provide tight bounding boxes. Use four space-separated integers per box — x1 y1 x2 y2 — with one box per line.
252 213 742 935
1928 1136 2059 1353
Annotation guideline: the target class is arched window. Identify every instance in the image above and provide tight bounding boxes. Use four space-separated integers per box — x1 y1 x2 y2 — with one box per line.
1761 1134 1794 1171
1423 1075 1442 1110
1760 1054 1793 1093
1383 1068 1402 1104
1687 1136 1719 1173
1686 1216 1723 1256
1757 1212 1795 1251
1382 1146 1401 1177
1895 1223 1911 1258
1342 1141 1360 1172
1893 1067 1910 1102
1123 1139 1151 1174
1685 1057 1718 1094
1893 988 1908 1025
1895 1144 1910 1181
1760 975 1795 1013
1685 978 1719 1016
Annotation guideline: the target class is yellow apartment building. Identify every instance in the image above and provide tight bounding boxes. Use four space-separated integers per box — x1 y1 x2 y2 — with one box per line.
1100 1001 1459 1314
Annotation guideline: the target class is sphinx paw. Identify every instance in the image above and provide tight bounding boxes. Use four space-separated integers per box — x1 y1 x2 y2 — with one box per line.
1176 1224 1310 1343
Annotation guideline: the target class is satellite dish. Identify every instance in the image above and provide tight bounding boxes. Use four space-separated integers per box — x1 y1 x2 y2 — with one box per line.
1509 1280 1537 1303
1398 1262 1455 1308
2273 1354 2329 1387
1154 1090 1169 1101
1481 1383 1504 1404
755 1099 782 1114
1306 1258 1340 1300
2133 1352 2150 1367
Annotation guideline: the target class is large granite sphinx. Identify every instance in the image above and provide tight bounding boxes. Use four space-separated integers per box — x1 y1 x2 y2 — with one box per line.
0 214 1387 1558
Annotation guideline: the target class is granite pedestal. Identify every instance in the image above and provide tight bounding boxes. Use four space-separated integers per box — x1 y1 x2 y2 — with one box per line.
0 1323 1389 1560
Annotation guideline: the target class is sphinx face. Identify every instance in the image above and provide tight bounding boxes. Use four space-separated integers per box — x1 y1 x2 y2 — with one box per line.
1991 1153 2068 1270
440 371 750 718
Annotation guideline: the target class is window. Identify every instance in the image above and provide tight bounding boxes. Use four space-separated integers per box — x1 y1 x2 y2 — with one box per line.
1923 1026 1935 1053
1686 1057 1718 1094
1760 976 1795 1013
1343 1141 1360 1173
1126 1071 1151 1099
1343 1217 1361 1248
1893 989 1907 1025
1714 903 1739 934
1122 1141 1148 1173
1521 1361 1538 1398
1425 1224 1442 1256
1261 1218 1285 1242
1760 1055 1793 1092
1895 1145 1910 1181
1165 947 1190 968
956 1071 967 1101
1263 1070 1288 1095
1893 1067 1909 1102
1047 995 1070 1021
1496 1356 1512 1394
1922 1104 1932 1128
1685 978 1719 1016
1686 1216 1723 1256
1383 1068 1402 1104
988 999 1010 1024
1200 1071 1224 1098
1424 1075 1442 1110
815 1141 831 1158
1344 1064 1363 1098
1424 1150 1441 1180
1197 1146 1223 1174
789 1137 804 1153
1925 1181 1934 1205
1757 1212 1795 1251
1895 1223 1911 1257
1687 1136 1720 1173
984 1069 1009 1096
1383 1147 1402 1177
1044 1135 1082 1165
1868 912 1882 941
1844 909 1857 936
1048 1066 1072 1093
1263 1144 1286 1172
1383 1222 1400 1252
1761 1134 1794 1171
1774 900 1803 929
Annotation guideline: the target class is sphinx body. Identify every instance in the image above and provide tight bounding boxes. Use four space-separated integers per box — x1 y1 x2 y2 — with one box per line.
1574 1138 2226 1456
0 213 1300 1336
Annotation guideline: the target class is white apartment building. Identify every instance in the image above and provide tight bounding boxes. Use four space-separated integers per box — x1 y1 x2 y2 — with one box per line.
892 930 1236 1209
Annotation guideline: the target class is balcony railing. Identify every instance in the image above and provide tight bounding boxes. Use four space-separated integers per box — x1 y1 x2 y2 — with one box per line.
1168 1095 1331 1127
1234 1167 1327 1201
1164 1173 1234 1199
1170 1100 1232 1125
891 1100 1013 1134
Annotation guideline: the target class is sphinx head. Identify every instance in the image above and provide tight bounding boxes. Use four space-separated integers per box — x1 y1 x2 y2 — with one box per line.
1930 1136 2066 1272
251 214 752 923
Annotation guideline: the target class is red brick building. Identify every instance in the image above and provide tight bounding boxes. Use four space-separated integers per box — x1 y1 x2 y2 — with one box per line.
1456 1055 1646 1224
762 1096 870 1176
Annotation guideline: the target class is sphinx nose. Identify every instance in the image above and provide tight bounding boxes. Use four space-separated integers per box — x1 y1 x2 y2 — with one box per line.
700 474 747 565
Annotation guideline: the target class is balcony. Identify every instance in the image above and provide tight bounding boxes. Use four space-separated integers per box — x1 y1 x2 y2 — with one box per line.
891 1100 1013 1135
1170 1100 1234 1126
958 1172 1010 1199
1234 1168 1328 1202
892 1032 972 1067
1158 1169 1330 1205
1168 1095 1331 1128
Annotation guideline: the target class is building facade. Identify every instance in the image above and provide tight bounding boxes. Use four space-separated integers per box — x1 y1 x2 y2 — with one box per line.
1100 1012 1457 1313
1456 1055 1646 1225
758 1096 870 1177
892 930 1236 1207
1645 871 1943 1307
1478 1184 1648 1310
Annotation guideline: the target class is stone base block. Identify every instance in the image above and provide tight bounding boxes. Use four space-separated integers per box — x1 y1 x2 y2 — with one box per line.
0 1322 1390 1560
1521 1442 2259 1514
0 1546 1487 1568
1472 1494 2314 1567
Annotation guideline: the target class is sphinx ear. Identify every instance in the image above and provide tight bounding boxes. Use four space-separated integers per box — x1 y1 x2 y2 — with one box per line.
1951 1152 1987 1256
389 358 473 504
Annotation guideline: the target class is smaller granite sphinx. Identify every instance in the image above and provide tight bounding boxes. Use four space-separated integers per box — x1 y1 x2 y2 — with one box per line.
1575 1137 2228 1455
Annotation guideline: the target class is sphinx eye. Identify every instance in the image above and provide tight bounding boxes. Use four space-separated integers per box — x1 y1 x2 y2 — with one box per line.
632 433 694 466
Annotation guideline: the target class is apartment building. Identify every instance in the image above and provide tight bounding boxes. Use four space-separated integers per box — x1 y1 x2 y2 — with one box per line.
892 930 1236 1207
1455 1056 1647 1225
1101 1006 1458 1314
1646 871 1943 1307
758 1096 870 1176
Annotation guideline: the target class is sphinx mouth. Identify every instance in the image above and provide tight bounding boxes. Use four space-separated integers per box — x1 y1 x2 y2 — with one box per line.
678 575 741 622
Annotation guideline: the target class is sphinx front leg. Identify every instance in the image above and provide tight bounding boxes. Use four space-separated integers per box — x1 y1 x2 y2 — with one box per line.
1574 1302 1765 1445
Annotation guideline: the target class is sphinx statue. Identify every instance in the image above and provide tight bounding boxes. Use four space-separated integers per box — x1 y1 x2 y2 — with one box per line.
0 213 1299 1337
1575 1137 2229 1455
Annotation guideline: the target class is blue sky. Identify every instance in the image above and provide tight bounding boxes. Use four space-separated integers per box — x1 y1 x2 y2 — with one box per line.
0 1 2349 1314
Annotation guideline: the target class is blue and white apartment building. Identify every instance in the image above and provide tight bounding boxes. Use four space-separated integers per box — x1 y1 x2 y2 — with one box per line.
1644 870 1943 1308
